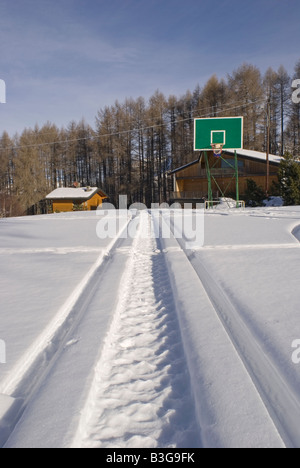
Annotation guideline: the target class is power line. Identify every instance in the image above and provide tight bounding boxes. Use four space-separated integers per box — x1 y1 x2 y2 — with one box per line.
0 98 267 152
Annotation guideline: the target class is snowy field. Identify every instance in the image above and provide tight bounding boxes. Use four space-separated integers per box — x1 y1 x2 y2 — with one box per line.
0 207 300 448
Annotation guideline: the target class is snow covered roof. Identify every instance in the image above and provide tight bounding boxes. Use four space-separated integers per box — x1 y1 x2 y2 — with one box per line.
46 187 101 200
170 149 284 176
224 149 283 165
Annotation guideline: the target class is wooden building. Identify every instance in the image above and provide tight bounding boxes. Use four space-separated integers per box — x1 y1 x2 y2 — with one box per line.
46 186 108 213
169 149 283 205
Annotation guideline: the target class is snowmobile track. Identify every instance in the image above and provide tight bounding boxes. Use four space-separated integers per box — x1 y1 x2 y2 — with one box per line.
1 210 293 448
161 210 300 448
0 214 132 447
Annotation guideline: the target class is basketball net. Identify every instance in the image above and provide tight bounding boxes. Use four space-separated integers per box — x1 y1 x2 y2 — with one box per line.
211 143 224 158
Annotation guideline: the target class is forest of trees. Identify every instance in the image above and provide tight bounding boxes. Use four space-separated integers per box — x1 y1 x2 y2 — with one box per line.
0 61 300 216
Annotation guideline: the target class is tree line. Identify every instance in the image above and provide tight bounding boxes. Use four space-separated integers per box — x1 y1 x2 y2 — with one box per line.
0 61 299 216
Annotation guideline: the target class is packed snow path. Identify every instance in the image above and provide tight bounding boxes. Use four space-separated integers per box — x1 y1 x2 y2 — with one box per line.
72 212 200 448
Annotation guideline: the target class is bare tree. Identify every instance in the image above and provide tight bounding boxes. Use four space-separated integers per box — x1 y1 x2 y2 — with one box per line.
263 68 280 154
286 60 300 156
2 60 300 216
228 64 263 150
14 129 48 214
276 66 291 155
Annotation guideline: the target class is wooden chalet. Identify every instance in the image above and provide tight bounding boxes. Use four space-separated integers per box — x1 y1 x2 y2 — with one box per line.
46 186 108 213
169 149 283 205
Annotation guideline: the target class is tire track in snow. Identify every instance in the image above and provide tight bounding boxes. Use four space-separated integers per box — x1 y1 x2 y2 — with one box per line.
72 212 200 448
158 211 286 447
192 259 300 448
0 218 131 397
0 215 132 447
162 211 295 447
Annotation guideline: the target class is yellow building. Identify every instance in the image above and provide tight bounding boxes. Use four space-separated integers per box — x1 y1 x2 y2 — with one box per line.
46 186 108 213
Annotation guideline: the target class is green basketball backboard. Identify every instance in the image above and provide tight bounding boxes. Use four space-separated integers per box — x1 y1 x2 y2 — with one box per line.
194 117 243 151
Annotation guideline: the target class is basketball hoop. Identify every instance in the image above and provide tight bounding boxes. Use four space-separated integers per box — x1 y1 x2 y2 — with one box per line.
211 143 224 157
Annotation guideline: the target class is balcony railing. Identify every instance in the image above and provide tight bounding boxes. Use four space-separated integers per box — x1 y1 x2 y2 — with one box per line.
175 169 278 180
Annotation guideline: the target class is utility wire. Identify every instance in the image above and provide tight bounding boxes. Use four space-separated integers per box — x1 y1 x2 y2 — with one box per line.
0 97 267 152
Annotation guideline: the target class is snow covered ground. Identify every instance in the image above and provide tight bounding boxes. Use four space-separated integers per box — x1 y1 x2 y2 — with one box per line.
0 207 300 448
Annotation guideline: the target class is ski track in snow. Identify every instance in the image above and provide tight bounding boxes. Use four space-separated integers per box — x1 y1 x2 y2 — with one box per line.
0 247 104 255
72 212 200 449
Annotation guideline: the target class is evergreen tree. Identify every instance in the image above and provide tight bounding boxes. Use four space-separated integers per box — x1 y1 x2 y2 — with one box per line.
277 152 300 205
244 179 265 207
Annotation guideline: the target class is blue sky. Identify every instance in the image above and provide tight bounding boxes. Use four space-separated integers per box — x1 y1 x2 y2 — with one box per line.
0 0 299 136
